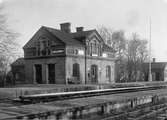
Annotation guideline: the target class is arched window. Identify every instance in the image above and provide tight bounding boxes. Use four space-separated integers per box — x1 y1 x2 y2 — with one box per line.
73 63 80 78
106 65 111 82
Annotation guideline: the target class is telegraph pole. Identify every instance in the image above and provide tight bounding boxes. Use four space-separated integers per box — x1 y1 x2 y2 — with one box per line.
85 44 87 84
148 17 152 81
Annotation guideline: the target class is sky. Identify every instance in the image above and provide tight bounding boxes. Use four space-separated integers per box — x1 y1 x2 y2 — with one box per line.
1 0 167 61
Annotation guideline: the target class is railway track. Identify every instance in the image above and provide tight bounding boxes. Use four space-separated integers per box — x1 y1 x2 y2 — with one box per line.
81 99 167 120
19 85 165 103
0 98 23 108
0 86 167 120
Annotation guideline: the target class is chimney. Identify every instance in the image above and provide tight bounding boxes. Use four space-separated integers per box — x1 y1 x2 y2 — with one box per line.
153 58 156 62
60 22 71 33
76 27 84 32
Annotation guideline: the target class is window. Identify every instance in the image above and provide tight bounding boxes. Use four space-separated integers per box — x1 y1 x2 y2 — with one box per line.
86 42 90 55
90 43 93 55
99 45 102 56
90 40 99 56
15 73 19 80
92 42 96 54
73 63 80 77
36 37 51 56
37 42 40 56
98 45 101 56
41 41 47 55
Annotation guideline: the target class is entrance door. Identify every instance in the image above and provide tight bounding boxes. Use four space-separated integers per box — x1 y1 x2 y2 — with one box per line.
106 66 111 82
35 64 42 84
91 65 98 83
72 63 80 84
48 64 55 84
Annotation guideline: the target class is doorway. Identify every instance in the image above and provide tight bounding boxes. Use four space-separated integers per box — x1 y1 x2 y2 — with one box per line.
35 64 42 84
106 65 111 82
48 64 55 84
71 63 80 84
91 65 98 83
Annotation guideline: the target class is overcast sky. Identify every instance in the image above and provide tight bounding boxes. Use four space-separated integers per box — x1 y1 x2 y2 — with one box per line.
2 0 167 61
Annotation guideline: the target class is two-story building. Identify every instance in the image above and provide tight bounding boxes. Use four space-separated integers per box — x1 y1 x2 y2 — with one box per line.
12 23 116 84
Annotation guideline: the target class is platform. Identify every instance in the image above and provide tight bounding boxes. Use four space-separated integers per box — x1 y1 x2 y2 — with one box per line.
0 88 167 120
0 81 166 100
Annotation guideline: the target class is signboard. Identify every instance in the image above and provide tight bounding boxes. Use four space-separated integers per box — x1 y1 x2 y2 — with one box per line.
52 50 64 54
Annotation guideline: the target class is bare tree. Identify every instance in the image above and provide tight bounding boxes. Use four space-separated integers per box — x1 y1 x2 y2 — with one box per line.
98 26 126 58
126 33 148 82
0 6 19 86
98 26 127 82
98 27 148 83
98 26 113 45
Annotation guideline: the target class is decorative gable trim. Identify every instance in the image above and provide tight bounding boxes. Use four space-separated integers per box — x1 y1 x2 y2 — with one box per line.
87 31 103 43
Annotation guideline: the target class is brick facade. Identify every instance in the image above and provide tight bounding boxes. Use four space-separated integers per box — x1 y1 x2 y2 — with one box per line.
24 57 66 84
12 23 116 84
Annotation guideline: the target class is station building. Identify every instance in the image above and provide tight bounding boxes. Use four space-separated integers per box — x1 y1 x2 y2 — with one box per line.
11 23 116 84
142 59 167 81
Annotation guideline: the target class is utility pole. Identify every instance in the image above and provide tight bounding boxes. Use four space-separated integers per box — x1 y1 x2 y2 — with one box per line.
85 44 87 84
148 17 152 82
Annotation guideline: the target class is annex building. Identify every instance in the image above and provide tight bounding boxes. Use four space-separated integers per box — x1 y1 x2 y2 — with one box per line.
11 23 116 84
142 59 167 81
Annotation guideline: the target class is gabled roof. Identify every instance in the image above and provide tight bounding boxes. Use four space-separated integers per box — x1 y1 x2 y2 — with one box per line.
70 29 105 43
11 58 25 66
23 26 83 49
43 26 83 46
23 26 114 53
71 29 115 52
23 28 41 49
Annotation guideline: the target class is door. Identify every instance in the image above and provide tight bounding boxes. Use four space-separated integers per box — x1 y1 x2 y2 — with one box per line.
91 65 98 83
106 66 111 82
48 64 55 84
72 63 80 84
35 64 42 84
